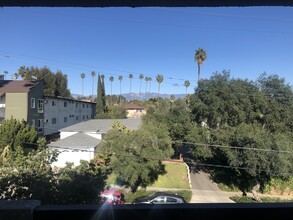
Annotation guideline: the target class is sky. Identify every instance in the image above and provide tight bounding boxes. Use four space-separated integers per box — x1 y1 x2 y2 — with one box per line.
0 6 293 96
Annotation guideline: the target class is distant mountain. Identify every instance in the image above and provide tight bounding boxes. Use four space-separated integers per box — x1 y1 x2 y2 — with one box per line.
71 93 187 101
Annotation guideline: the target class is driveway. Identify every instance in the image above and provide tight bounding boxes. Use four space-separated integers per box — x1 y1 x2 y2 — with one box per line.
181 146 236 203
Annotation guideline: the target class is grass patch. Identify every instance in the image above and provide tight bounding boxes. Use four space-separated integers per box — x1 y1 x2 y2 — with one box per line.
149 161 190 189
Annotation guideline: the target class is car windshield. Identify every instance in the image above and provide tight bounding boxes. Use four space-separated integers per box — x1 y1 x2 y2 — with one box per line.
0 2 292 208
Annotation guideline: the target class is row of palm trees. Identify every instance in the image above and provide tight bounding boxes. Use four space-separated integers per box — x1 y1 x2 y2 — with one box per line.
80 71 194 99
80 47 206 98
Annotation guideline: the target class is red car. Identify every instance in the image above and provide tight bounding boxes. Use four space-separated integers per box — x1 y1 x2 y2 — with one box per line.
99 188 125 205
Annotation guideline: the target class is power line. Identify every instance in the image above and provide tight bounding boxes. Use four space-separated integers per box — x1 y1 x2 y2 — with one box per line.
172 141 293 154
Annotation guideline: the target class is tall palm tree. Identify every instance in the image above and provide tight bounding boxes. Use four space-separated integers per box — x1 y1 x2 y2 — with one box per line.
81 73 85 96
139 74 144 97
129 73 133 93
194 48 207 83
109 76 114 105
148 77 152 93
3 70 8 80
18 66 26 79
144 77 149 98
184 80 190 95
156 74 164 97
11 73 19 80
91 71 96 99
118 75 123 104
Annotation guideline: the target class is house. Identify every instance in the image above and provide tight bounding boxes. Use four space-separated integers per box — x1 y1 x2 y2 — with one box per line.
125 103 146 118
48 118 141 167
0 80 45 133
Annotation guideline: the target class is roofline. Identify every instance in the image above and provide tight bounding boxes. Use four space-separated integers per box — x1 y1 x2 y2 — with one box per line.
45 95 96 104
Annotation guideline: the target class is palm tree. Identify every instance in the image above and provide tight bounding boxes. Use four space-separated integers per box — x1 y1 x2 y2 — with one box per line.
118 75 123 104
18 66 26 79
156 74 164 97
91 71 96 99
148 77 152 93
184 80 190 95
3 70 8 80
109 76 114 105
139 74 144 97
81 73 85 96
11 73 19 80
129 73 133 93
100 74 105 83
194 48 207 83
144 77 149 98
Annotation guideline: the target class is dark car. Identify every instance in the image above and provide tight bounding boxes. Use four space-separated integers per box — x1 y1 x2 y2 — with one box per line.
132 192 187 204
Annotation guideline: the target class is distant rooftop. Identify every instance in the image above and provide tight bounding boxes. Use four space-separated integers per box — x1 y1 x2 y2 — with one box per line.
0 80 40 96
60 118 142 133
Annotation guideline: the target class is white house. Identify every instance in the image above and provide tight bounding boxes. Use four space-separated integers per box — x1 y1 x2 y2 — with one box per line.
48 118 141 167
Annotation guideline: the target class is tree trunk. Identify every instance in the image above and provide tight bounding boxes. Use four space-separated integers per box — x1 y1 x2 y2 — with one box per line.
198 63 201 83
251 182 261 201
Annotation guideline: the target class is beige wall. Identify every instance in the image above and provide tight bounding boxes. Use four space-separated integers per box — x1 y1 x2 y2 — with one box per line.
5 93 28 121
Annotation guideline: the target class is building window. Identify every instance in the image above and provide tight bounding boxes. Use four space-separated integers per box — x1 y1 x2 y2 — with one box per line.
64 101 67 107
31 119 35 127
52 101 56 106
38 99 43 113
76 103 78 108
83 103 85 108
87 104 89 108
38 119 43 133
52 118 57 124
83 115 85 120
64 117 67 123
31 98 35 108
76 116 79 120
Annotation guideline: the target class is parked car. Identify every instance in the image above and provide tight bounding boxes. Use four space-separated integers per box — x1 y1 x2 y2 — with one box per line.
99 188 125 205
132 192 187 204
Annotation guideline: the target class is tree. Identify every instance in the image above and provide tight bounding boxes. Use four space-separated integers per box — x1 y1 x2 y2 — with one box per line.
194 48 207 83
96 74 105 118
55 71 71 98
144 76 149 98
18 66 26 79
11 73 18 80
91 71 96 99
139 74 144 97
184 80 190 95
3 70 8 80
148 77 152 93
118 75 123 104
100 74 106 107
109 76 114 105
129 73 133 93
156 74 164 97
98 120 173 191
81 73 85 97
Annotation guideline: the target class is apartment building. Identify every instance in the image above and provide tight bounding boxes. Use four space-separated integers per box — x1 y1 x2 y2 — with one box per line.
0 79 45 132
0 79 96 136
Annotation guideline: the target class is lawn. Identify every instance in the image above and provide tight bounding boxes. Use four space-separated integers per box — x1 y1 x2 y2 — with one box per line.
106 161 190 189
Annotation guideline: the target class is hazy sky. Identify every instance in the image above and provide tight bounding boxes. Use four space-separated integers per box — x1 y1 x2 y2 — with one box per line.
1 7 292 96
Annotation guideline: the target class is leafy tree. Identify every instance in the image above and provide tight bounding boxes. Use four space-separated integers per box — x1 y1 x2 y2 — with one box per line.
17 66 71 98
98 120 173 191
11 73 19 80
107 105 127 119
194 48 207 83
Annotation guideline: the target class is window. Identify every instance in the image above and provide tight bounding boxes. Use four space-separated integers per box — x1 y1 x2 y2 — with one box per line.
166 197 178 203
38 119 43 132
64 117 67 122
31 119 35 127
64 101 67 107
83 103 85 108
52 118 56 124
31 98 35 108
52 101 56 106
38 99 43 113
152 196 165 204
76 116 79 120
76 103 78 108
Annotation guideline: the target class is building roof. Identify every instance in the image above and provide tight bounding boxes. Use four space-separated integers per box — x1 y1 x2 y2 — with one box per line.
125 103 145 110
60 118 141 133
48 133 101 149
0 80 40 96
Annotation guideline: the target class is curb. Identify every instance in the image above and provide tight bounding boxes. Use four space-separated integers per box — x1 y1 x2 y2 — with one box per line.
184 162 192 189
